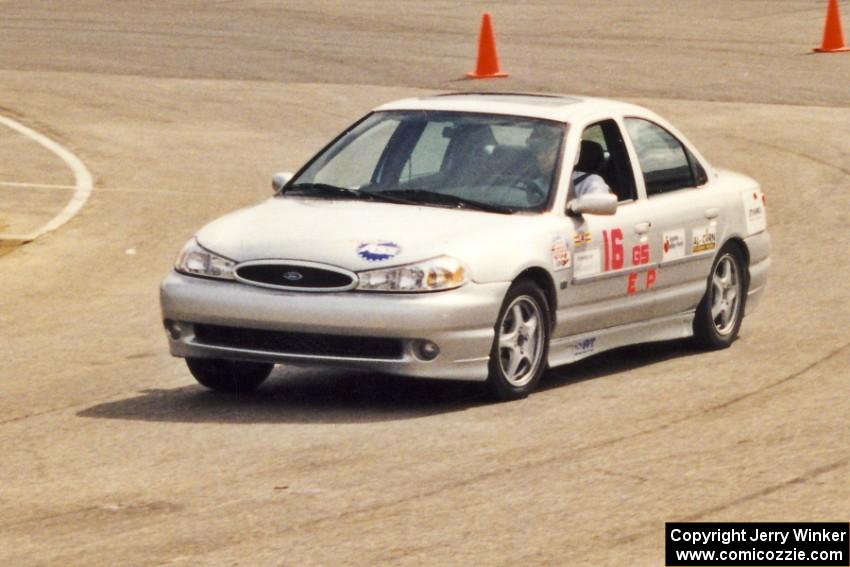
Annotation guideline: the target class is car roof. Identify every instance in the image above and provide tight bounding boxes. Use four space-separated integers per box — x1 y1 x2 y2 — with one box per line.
375 92 648 123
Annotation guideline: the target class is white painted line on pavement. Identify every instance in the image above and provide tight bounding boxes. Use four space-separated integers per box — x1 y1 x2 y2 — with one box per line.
0 181 76 190
0 180 201 196
0 114 93 242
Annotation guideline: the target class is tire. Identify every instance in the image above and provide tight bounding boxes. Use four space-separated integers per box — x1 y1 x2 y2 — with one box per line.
185 358 273 393
486 280 551 401
693 243 747 349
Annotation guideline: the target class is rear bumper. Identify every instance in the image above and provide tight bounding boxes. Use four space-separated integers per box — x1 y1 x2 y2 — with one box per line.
744 230 770 314
160 271 509 381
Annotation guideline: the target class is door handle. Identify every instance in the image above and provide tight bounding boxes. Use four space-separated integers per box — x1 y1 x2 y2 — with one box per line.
634 221 651 234
704 207 720 219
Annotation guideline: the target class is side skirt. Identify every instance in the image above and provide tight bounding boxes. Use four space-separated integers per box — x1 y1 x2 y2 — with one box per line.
548 311 695 368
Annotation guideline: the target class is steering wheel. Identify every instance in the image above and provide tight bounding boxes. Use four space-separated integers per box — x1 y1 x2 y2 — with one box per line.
512 179 547 206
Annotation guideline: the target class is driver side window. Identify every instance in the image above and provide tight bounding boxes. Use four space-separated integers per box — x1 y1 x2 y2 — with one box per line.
578 120 637 202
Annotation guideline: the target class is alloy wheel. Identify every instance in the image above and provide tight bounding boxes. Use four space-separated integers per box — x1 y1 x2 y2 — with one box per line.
710 253 742 336
498 295 545 387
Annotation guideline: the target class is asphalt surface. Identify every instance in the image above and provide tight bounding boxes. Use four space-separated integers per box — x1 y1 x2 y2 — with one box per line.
1 1 848 565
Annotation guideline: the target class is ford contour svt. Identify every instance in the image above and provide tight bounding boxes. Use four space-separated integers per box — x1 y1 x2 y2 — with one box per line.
160 93 770 400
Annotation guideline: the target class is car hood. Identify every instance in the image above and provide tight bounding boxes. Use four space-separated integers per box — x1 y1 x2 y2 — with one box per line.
195 197 542 271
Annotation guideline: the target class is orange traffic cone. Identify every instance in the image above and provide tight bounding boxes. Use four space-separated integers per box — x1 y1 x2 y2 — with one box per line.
814 0 850 52
466 13 508 78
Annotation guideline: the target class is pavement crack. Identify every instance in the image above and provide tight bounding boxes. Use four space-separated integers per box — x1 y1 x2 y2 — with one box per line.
0 391 136 426
725 134 850 177
701 341 850 414
679 457 850 522
607 457 850 550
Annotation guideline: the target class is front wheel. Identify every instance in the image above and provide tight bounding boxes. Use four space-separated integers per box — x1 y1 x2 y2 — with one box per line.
486 280 551 401
186 358 273 393
693 244 747 349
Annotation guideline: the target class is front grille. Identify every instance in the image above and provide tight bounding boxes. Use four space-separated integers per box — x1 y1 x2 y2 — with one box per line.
235 262 355 290
193 324 404 360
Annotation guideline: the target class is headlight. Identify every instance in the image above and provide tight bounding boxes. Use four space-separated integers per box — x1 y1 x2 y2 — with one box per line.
175 238 236 280
356 256 467 292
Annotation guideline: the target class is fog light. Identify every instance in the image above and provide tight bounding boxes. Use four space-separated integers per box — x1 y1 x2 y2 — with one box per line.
414 340 440 361
164 319 183 340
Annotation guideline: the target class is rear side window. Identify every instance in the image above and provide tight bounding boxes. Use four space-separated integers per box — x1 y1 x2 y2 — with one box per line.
625 118 702 196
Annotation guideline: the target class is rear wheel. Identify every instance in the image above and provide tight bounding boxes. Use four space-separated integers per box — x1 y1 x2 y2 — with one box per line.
693 244 747 349
185 358 273 393
486 280 550 401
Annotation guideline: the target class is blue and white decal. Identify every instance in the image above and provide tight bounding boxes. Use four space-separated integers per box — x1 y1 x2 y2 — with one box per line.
574 337 597 356
357 241 402 262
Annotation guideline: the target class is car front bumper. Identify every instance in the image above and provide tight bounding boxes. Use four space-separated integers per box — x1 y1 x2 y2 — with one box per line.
160 271 510 381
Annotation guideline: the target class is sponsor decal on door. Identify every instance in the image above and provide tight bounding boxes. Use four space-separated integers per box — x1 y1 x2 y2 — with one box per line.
573 249 602 278
691 225 717 253
662 229 686 261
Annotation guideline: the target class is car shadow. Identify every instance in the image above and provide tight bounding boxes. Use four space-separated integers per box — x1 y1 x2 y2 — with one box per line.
78 367 489 425
77 339 699 425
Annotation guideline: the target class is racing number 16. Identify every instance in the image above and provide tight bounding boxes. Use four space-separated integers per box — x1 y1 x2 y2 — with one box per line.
602 229 624 271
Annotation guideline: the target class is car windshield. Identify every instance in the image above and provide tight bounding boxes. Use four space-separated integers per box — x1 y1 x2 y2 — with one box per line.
286 111 566 213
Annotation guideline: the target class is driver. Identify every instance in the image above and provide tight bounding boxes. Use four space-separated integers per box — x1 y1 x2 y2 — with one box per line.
526 125 561 194
571 140 612 198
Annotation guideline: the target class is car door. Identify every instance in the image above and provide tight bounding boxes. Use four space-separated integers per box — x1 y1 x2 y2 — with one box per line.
622 117 719 318
555 119 660 337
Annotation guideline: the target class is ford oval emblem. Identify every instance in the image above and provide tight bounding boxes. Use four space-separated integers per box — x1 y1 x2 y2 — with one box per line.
282 270 303 282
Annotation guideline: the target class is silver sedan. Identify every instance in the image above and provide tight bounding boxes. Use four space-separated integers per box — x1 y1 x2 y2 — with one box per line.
160 93 770 400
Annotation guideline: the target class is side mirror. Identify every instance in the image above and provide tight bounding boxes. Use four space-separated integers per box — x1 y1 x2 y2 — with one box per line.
568 193 618 216
272 172 294 193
